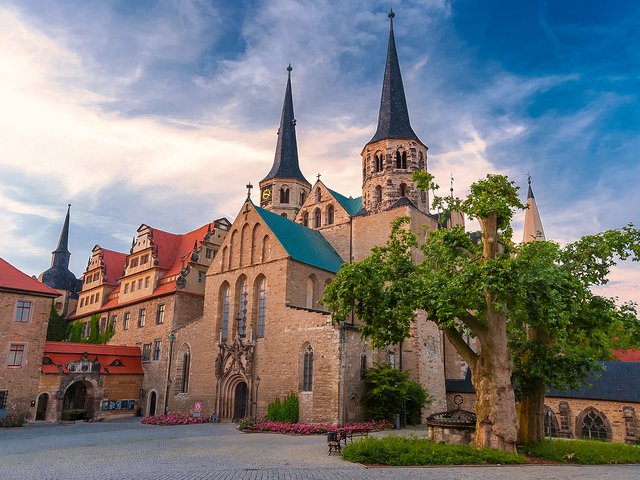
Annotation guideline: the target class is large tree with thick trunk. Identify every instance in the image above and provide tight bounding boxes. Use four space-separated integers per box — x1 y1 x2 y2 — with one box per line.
323 173 640 451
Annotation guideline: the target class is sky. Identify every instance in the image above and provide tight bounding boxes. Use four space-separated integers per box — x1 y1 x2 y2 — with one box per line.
0 0 638 305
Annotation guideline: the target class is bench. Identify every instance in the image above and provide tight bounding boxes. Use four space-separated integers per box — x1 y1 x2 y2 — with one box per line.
327 431 342 455
343 427 369 444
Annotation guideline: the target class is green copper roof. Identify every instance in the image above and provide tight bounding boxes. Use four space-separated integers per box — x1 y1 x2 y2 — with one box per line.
253 202 344 273
327 189 363 216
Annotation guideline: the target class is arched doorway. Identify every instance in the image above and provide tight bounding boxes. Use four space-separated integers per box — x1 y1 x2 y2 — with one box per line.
233 382 248 420
63 381 94 420
148 391 157 417
36 393 49 421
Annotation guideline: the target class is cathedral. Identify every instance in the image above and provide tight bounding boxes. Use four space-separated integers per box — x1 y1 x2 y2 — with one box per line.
8 11 635 443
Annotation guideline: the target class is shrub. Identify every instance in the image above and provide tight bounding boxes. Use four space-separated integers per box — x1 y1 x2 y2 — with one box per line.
241 419 391 435
141 413 210 426
267 394 299 424
364 364 432 425
521 439 640 464
0 415 25 428
342 436 526 465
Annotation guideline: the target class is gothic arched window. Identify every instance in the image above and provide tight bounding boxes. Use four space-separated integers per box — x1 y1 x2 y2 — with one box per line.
178 345 191 394
220 283 230 341
280 187 290 204
306 275 317 308
302 344 313 391
256 276 266 337
375 185 383 203
314 208 322 228
303 212 309 227
236 276 248 338
327 205 335 225
579 408 611 441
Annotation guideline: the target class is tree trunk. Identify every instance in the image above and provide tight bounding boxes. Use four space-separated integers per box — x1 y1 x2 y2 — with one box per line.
517 379 545 444
470 212 518 453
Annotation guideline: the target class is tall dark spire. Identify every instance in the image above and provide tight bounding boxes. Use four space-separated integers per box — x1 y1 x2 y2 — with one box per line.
261 65 309 184
53 204 71 255
368 10 419 145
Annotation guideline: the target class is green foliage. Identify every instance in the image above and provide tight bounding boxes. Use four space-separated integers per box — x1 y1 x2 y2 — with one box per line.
46 302 69 341
61 409 85 421
68 320 83 342
521 439 640 464
363 364 431 424
238 417 256 429
88 315 100 343
0 415 25 428
66 315 115 345
266 394 299 424
342 436 526 465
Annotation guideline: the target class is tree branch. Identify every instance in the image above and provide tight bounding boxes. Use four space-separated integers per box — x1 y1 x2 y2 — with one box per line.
443 326 478 366
458 311 486 336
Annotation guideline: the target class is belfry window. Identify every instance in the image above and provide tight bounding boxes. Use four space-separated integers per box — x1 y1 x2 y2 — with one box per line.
299 191 306 205
314 208 322 228
374 154 383 173
280 188 290 204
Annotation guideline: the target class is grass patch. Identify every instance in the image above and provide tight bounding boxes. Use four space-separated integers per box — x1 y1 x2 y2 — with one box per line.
341 435 526 465
521 439 640 464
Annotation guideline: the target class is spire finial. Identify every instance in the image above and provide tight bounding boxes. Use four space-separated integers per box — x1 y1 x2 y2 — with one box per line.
450 173 454 197
527 172 532 185
388 9 395 20
287 63 292 72
317 173 321 182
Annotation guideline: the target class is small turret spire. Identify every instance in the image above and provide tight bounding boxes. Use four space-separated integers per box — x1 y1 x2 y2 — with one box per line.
367 10 419 145
261 65 309 184
522 176 545 243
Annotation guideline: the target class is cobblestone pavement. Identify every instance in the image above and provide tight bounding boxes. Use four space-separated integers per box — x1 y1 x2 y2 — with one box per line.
1 418 638 480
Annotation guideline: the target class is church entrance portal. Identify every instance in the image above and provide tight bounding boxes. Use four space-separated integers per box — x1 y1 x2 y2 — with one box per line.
36 393 49 420
63 381 94 420
148 391 157 416
233 382 247 420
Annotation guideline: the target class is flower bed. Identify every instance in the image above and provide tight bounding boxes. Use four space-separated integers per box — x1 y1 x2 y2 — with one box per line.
141 413 210 426
240 418 391 435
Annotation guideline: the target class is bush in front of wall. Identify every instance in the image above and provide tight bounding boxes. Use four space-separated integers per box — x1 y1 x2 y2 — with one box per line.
267 394 299 424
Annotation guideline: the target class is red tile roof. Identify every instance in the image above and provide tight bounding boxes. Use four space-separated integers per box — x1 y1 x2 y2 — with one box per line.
614 349 640 362
101 248 127 285
42 341 143 375
0 257 60 297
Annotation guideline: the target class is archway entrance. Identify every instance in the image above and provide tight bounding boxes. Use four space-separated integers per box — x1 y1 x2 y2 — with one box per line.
233 382 247 420
63 381 94 420
148 391 157 416
36 393 49 421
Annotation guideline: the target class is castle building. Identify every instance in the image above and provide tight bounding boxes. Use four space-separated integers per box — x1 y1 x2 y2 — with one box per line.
38 204 82 317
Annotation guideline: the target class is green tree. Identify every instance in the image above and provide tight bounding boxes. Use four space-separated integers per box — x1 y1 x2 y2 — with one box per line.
363 364 431 425
46 302 68 341
509 231 640 443
325 174 525 452
324 172 640 450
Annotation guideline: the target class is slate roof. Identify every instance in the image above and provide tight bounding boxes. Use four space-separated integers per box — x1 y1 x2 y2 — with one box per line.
388 196 417 210
261 66 310 185
446 362 640 403
367 12 421 146
39 204 79 292
0 257 60 297
327 188 363 217
253 202 344 273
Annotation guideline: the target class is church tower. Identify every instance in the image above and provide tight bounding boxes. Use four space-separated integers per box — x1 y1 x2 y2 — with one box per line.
259 65 311 219
522 176 545 243
361 11 429 214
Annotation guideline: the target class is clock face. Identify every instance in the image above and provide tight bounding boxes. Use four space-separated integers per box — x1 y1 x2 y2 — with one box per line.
262 189 271 201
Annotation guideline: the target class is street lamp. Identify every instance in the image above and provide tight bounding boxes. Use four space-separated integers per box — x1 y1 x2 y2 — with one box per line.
164 332 176 415
254 375 261 419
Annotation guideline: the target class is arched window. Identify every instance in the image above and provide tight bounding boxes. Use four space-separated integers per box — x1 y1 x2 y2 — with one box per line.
229 230 237 270
578 408 611 441
374 154 382 173
236 276 248 338
314 208 321 228
177 345 191 394
399 183 407 197
240 223 250 266
281 213 287 218
251 223 262 265
375 185 382 203
221 283 230 341
306 275 316 308
280 187 290 204
261 235 270 262
302 344 313 391
303 212 309 227
220 246 227 272
558 401 571 437
315 187 321 202
544 405 559 438
360 352 367 379
327 205 335 225
395 150 401 168
256 276 266 337
418 151 424 170
300 191 306 205
402 151 407 169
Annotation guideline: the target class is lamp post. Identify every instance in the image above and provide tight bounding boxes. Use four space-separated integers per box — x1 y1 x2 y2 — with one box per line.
164 332 176 415
254 375 261 419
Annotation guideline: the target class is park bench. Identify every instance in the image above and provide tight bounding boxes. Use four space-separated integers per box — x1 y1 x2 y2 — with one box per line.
342 427 370 444
327 430 343 455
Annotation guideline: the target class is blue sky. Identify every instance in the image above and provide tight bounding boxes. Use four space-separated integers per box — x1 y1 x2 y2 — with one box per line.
0 0 638 304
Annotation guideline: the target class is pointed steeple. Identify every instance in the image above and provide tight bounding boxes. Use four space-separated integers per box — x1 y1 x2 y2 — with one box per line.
53 204 71 255
368 10 419 145
261 65 309 184
522 176 546 243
